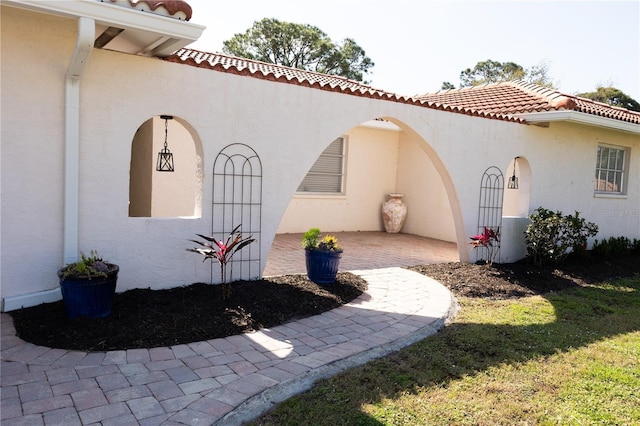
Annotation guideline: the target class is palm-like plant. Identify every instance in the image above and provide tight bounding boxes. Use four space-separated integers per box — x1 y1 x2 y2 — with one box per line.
469 226 500 265
188 224 256 299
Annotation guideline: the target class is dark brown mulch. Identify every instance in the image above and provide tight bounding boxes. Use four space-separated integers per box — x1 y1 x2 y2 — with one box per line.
10 254 639 352
410 253 640 300
10 273 367 352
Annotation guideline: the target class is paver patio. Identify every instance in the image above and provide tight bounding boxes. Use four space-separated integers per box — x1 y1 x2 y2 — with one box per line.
1 232 458 425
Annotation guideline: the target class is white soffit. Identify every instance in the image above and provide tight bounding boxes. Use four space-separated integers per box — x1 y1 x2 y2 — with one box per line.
3 0 206 57
516 111 640 135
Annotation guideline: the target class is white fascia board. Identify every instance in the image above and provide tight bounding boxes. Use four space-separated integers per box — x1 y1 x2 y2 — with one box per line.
4 0 205 42
516 110 640 135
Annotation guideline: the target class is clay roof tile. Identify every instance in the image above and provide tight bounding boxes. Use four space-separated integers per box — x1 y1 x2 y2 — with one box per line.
165 50 639 126
106 0 193 20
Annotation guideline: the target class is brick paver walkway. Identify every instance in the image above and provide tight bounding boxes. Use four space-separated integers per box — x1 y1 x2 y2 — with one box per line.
1 233 459 425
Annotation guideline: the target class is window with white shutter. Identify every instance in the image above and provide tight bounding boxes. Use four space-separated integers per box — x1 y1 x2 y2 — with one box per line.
297 137 346 194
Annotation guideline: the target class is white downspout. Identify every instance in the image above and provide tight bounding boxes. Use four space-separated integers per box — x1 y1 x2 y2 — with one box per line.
64 17 94 264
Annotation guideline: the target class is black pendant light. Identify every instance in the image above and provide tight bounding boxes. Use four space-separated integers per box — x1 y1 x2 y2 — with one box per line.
156 115 175 172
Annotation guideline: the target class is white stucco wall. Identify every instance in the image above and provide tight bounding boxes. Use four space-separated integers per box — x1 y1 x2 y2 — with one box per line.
512 121 639 240
2 6 639 309
1 8 74 302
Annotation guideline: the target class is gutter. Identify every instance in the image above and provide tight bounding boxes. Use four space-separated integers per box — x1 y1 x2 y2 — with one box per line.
516 110 640 135
3 0 205 57
64 17 94 264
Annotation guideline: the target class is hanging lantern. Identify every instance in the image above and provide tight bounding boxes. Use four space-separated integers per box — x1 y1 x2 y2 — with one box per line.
156 115 175 172
508 156 519 189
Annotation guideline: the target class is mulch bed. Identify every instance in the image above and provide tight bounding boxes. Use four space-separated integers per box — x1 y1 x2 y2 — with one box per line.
10 273 367 352
410 253 640 299
10 254 639 352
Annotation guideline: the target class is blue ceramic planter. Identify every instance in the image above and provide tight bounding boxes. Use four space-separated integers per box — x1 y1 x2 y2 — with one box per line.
305 249 342 284
58 265 119 319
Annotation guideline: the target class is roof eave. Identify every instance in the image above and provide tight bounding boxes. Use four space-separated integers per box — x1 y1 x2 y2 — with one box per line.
3 0 205 57
515 110 640 135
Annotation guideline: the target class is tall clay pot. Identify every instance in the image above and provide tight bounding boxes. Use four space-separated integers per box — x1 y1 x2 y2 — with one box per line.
382 193 407 233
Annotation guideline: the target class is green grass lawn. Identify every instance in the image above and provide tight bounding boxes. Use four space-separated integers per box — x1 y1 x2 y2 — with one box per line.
251 276 640 425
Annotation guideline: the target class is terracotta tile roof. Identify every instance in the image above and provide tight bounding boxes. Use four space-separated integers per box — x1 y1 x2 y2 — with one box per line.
416 81 640 125
105 0 192 21
168 49 402 96
165 49 524 123
165 50 639 127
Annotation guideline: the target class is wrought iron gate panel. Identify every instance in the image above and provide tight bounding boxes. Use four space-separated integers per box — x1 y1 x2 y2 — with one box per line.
212 144 262 283
476 166 504 263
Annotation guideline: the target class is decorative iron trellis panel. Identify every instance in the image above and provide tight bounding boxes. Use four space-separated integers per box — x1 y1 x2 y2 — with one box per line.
476 166 504 263
212 144 262 283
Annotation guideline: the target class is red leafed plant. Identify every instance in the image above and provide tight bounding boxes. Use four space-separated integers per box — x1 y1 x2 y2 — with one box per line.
188 224 256 299
469 226 500 265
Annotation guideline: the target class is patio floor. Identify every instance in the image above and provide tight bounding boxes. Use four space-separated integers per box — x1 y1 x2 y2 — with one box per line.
264 231 459 276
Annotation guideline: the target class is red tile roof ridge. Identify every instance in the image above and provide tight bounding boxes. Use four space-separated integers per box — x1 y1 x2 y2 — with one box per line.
506 81 576 110
165 49 525 123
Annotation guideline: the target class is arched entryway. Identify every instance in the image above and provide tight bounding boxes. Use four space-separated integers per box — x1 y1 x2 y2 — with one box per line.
268 117 463 271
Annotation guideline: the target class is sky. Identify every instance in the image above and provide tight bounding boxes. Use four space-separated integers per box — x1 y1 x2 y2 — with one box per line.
185 0 640 100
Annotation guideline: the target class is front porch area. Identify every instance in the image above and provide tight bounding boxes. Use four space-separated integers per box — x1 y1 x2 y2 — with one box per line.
264 231 459 276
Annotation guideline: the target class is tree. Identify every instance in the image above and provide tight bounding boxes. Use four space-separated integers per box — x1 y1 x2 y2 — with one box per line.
576 86 640 112
458 60 554 88
222 18 374 83
441 81 456 90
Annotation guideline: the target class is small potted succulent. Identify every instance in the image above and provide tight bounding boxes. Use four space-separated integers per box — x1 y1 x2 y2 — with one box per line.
302 228 343 285
58 250 119 319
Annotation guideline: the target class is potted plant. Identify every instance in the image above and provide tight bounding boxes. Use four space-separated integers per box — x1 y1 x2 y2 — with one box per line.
302 228 343 285
58 250 119 319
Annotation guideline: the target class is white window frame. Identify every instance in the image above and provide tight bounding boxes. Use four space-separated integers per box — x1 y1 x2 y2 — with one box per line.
297 137 347 195
594 144 629 196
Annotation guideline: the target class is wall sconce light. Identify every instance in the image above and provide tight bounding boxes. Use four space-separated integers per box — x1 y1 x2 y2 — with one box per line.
156 115 175 172
508 156 519 189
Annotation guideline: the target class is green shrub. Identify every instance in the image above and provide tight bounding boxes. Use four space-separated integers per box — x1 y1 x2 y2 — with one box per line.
525 207 598 266
592 236 640 257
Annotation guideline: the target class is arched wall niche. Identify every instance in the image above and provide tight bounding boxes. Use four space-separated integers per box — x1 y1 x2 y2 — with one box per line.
503 156 532 217
129 115 204 218
501 155 532 263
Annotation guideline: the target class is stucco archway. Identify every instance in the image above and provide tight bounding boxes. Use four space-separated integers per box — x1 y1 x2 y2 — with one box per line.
387 118 466 261
271 117 464 265
129 115 204 218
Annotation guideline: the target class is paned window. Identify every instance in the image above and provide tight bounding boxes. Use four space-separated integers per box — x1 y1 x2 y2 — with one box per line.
594 144 628 194
297 137 346 193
